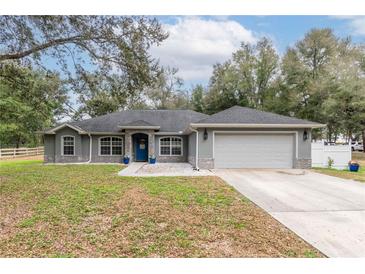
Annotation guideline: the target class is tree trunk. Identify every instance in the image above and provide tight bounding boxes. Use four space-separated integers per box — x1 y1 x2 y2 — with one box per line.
362 128 365 153
16 138 20 148
327 127 332 143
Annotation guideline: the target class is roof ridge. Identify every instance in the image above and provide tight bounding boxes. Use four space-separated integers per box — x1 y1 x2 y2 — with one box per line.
194 105 321 125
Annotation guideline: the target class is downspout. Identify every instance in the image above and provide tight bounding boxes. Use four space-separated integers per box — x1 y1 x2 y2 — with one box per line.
191 128 199 171
87 133 92 163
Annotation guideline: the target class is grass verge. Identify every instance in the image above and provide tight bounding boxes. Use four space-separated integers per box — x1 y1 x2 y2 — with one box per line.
0 160 322 257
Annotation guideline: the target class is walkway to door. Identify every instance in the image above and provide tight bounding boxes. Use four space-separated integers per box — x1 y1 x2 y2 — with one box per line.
118 162 213 176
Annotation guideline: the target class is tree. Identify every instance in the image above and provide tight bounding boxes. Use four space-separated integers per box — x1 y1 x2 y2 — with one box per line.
145 66 185 109
72 72 139 118
0 16 168 117
282 28 365 141
205 37 279 114
0 63 67 147
281 29 340 124
190 84 205 113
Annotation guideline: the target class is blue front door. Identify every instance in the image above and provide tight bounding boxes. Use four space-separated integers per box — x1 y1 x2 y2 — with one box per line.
135 136 148 161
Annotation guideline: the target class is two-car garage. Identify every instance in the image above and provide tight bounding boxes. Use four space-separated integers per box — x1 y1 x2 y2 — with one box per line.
213 133 295 169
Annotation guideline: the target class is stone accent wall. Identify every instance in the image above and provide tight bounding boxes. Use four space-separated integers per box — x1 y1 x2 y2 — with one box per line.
157 155 185 163
124 129 155 161
148 132 155 157
294 158 311 169
198 158 214 169
55 155 84 163
125 132 132 157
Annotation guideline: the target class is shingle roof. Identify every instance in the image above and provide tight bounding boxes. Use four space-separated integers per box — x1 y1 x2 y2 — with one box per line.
194 106 322 126
121 120 159 127
44 106 324 134
65 109 209 133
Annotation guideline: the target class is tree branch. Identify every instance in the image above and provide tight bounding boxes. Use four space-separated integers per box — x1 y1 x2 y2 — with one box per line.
0 35 83 61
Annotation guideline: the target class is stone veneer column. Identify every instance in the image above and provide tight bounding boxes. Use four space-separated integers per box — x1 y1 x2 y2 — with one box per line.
294 158 311 169
148 132 155 157
125 132 131 157
124 130 155 160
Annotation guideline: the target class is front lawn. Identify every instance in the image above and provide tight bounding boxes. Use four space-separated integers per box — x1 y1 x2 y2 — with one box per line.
313 152 365 183
0 160 321 257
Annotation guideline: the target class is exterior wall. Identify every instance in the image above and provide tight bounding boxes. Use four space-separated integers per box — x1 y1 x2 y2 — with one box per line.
54 127 83 163
81 135 90 161
46 129 125 163
90 135 125 163
195 127 312 169
44 125 312 167
187 132 196 165
155 135 188 163
44 134 55 163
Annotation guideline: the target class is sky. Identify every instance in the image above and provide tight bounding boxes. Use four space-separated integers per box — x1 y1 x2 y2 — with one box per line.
150 16 365 88
40 15 365 111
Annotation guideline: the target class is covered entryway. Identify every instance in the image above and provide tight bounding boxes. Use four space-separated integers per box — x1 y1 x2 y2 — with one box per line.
214 133 294 168
132 133 148 162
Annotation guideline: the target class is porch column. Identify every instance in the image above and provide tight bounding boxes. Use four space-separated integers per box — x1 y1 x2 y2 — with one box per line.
125 132 132 158
148 132 155 157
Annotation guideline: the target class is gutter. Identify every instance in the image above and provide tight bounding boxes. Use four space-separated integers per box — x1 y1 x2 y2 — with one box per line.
191 128 199 171
190 123 326 129
87 133 92 163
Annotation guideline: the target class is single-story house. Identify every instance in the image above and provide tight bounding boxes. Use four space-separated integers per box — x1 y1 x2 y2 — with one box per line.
41 106 324 169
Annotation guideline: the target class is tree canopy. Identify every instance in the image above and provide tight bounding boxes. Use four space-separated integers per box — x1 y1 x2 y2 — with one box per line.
0 16 168 117
0 63 67 147
1 17 364 147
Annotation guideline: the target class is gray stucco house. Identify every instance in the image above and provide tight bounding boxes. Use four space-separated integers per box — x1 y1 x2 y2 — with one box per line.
41 106 324 169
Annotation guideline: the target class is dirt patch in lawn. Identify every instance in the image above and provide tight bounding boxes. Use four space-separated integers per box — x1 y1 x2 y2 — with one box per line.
0 162 323 258
0 155 43 162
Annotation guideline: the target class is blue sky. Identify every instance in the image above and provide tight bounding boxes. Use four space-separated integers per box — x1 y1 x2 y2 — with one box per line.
150 16 364 88
42 16 365 108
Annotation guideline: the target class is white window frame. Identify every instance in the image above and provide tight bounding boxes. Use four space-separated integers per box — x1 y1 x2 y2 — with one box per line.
159 136 183 156
61 135 75 156
98 136 123 156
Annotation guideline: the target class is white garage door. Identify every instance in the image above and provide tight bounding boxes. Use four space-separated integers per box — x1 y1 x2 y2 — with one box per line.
214 133 294 168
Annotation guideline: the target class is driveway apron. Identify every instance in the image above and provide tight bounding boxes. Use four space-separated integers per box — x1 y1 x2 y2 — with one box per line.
213 169 365 257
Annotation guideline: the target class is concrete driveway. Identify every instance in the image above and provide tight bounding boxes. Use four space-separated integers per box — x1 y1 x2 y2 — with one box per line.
213 169 365 257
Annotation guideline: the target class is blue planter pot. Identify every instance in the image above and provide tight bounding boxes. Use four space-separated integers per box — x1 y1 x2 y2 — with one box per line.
349 164 359 172
123 158 130 165
149 158 156 164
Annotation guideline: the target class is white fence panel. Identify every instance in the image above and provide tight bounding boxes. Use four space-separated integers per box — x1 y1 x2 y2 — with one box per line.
0 146 44 158
311 141 351 169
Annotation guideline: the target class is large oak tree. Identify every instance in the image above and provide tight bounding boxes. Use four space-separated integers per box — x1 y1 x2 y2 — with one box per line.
0 16 168 116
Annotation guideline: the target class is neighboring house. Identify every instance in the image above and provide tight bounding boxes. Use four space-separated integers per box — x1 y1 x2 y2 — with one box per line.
41 106 324 169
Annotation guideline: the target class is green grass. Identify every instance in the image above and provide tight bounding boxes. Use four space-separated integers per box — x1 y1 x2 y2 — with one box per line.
313 152 365 183
0 159 322 258
0 159 43 166
313 167 364 182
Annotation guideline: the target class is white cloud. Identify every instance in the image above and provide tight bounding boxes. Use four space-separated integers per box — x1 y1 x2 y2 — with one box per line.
150 17 257 84
332 16 365 36
349 16 365 36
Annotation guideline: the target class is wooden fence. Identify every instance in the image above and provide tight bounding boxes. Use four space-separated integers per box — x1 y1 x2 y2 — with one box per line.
0 146 44 158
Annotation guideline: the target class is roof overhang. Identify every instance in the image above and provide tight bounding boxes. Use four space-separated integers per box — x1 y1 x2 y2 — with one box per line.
42 123 88 134
118 125 160 130
154 131 184 135
190 123 326 129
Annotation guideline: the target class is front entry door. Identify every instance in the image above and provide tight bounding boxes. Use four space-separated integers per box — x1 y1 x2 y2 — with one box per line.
135 136 148 161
